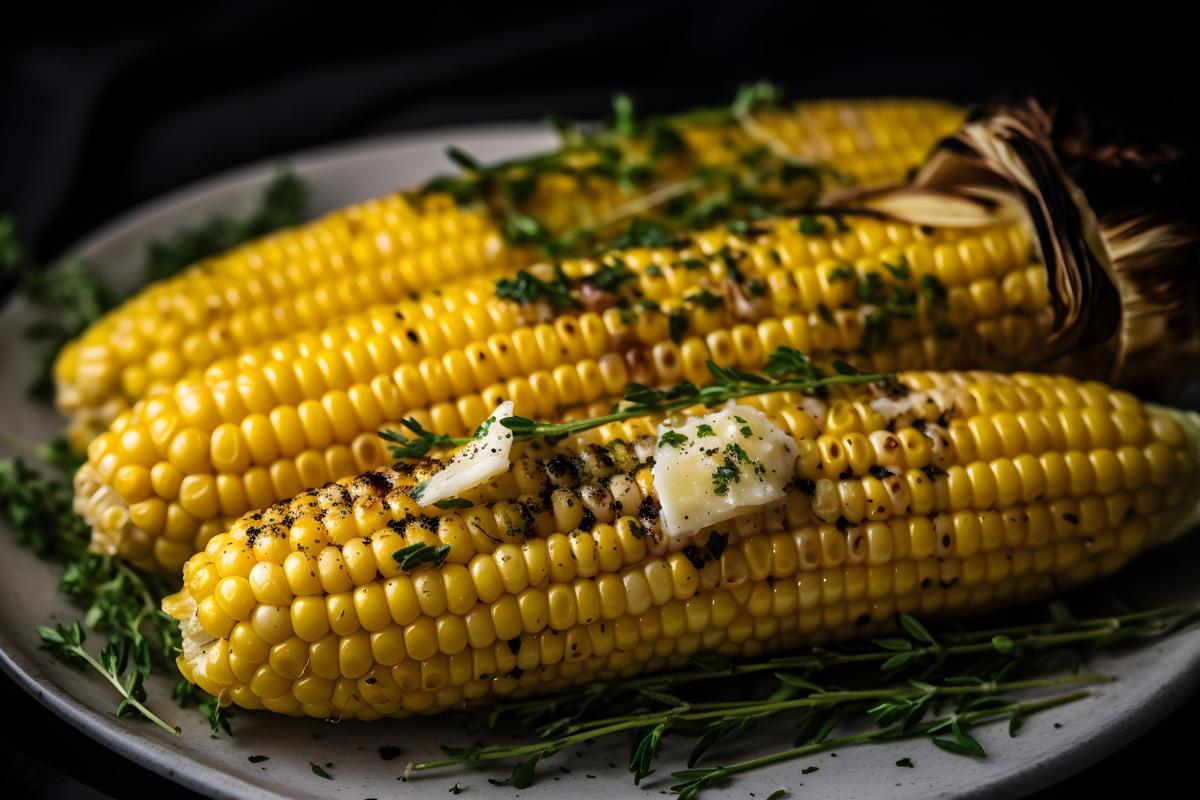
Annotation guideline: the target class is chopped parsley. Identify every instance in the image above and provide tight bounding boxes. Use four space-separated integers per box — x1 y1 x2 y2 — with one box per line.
816 302 835 325
658 431 689 449
494 267 575 308
432 498 473 509
668 309 689 343
712 458 741 496
920 273 949 309
685 289 723 310
797 216 827 235
712 442 754 495
828 265 854 283
310 762 333 779
883 257 911 280
695 424 716 438
611 219 676 250
896 757 914 768
392 543 451 573
588 259 637 291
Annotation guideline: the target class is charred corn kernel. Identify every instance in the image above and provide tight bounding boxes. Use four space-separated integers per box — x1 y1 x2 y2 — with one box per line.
167 372 1200 718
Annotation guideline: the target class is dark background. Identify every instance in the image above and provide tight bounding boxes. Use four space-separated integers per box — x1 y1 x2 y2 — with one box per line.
2 1 1198 796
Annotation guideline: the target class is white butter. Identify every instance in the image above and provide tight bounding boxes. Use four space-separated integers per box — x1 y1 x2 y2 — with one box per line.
415 401 515 506
652 404 799 545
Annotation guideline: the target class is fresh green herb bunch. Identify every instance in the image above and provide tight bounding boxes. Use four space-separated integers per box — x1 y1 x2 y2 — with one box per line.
419 83 836 259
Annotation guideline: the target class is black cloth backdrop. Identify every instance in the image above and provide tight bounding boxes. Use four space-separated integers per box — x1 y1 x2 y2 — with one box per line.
2 2 1198 797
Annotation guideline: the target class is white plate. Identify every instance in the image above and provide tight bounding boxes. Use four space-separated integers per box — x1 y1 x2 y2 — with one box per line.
2 124 1199 800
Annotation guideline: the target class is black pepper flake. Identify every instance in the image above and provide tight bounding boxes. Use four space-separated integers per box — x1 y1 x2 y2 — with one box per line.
682 545 705 570
546 454 579 485
358 470 393 493
379 745 402 761
248 755 269 763
921 464 945 481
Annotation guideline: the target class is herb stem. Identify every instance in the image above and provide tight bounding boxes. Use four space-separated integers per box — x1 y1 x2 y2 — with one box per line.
565 673 1105 731
594 178 702 229
413 675 1103 772
690 691 1090 786
68 644 179 735
382 357 893 459
510 371 891 441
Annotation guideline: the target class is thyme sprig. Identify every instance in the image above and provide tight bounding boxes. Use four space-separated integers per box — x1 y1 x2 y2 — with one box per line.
380 347 892 459
408 602 1198 796
418 673 1103 770
666 692 1089 800
38 622 179 735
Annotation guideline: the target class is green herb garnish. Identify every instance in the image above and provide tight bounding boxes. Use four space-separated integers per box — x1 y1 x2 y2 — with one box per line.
380 346 890 459
798 216 826 235
685 289 723 310
392 543 451 573
659 431 689 449
494 267 576 309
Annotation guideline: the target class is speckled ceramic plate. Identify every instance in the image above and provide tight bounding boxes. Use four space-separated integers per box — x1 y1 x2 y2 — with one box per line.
2 124 1199 800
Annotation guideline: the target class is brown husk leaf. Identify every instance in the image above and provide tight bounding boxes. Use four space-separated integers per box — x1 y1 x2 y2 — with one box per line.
820 101 1199 395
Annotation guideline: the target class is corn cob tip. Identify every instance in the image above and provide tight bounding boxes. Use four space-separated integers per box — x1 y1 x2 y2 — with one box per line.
1147 405 1200 543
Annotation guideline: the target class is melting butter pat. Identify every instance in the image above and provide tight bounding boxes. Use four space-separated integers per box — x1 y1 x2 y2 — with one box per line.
652 404 799 545
415 401 514 506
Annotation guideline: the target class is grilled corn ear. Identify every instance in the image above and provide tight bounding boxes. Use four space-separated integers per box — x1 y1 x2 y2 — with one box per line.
164 371 1200 719
54 98 964 446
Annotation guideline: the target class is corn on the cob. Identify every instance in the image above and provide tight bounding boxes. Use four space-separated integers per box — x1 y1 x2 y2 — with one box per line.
78 212 1050 572
163 370 1200 719
54 98 964 446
